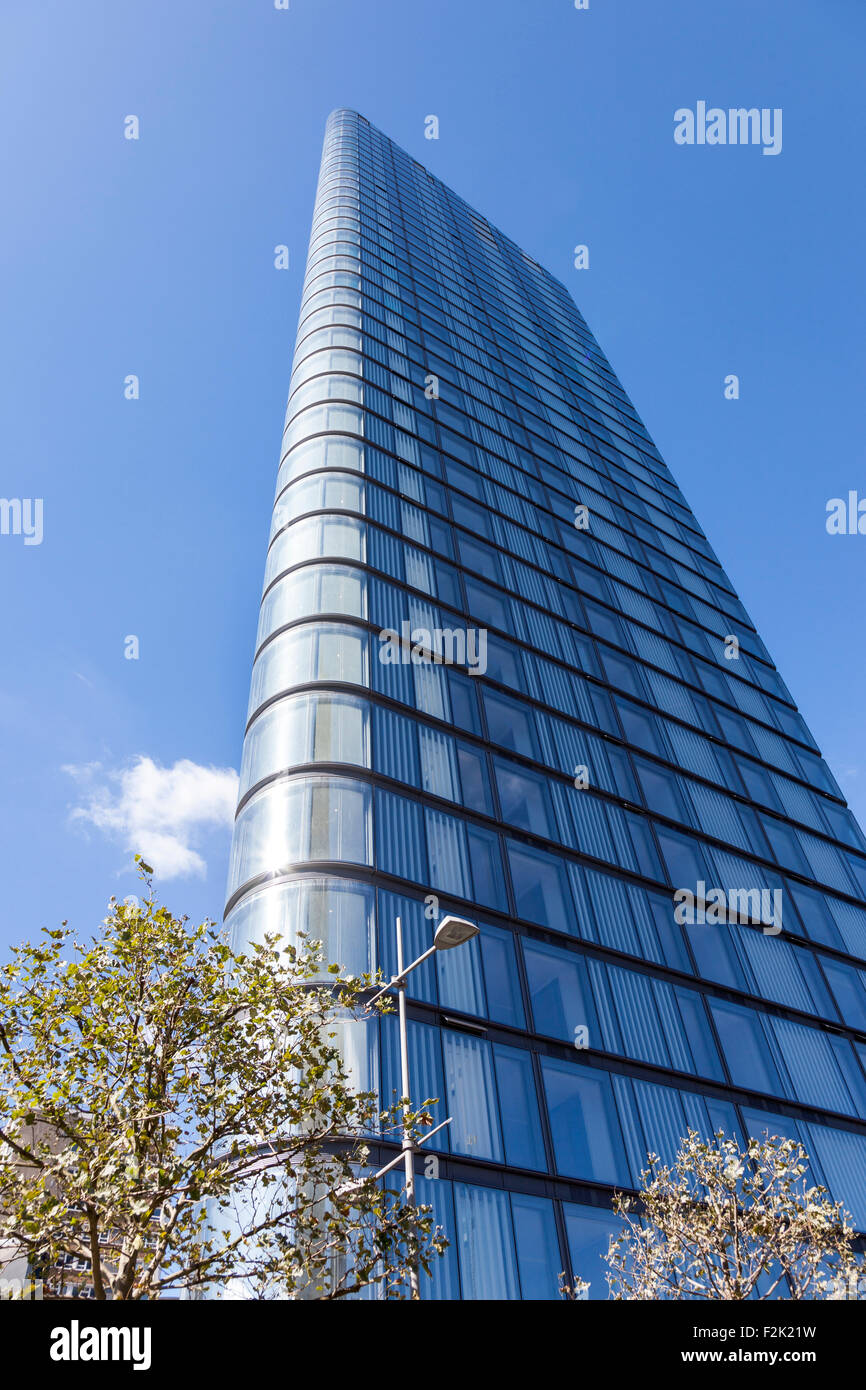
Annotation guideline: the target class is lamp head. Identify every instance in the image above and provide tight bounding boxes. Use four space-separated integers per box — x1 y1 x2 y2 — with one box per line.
433 914 480 951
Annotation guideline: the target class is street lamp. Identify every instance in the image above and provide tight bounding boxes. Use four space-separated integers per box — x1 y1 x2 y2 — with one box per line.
352 913 479 1300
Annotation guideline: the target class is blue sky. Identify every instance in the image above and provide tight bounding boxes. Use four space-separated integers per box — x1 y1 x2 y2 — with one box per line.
1 0 863 951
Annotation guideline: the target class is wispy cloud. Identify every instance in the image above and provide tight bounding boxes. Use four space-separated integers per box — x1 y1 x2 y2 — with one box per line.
65 756 238 879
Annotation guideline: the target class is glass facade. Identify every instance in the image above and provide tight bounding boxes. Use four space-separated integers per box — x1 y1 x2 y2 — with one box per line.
225 109 866 1299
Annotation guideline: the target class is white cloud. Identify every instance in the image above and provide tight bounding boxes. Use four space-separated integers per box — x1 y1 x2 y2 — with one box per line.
65 756 239 879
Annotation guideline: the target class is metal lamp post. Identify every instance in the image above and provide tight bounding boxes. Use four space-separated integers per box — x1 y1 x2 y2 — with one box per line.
361 912 479 1300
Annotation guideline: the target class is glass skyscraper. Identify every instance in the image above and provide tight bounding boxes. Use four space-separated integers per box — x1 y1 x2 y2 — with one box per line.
225 109 866 1300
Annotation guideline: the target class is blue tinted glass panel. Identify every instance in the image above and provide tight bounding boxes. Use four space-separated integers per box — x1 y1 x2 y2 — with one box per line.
442 1031 503 1162
541 1058 629 1185
511 1194 562 1300
479 925 525 1027
524 939 597 1045
494 1044 547 1171
453 1183 520 1300
674 987 725 1082
563 1203 618 1302
466 824 503 909
646 892 693 973
822 958 866 1031
687 922 748 992
507 841 574 932
709 999 783 1096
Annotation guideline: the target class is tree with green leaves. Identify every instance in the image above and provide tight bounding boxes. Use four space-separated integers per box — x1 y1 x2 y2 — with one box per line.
0 860 443 1300
567 1128 858 1300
